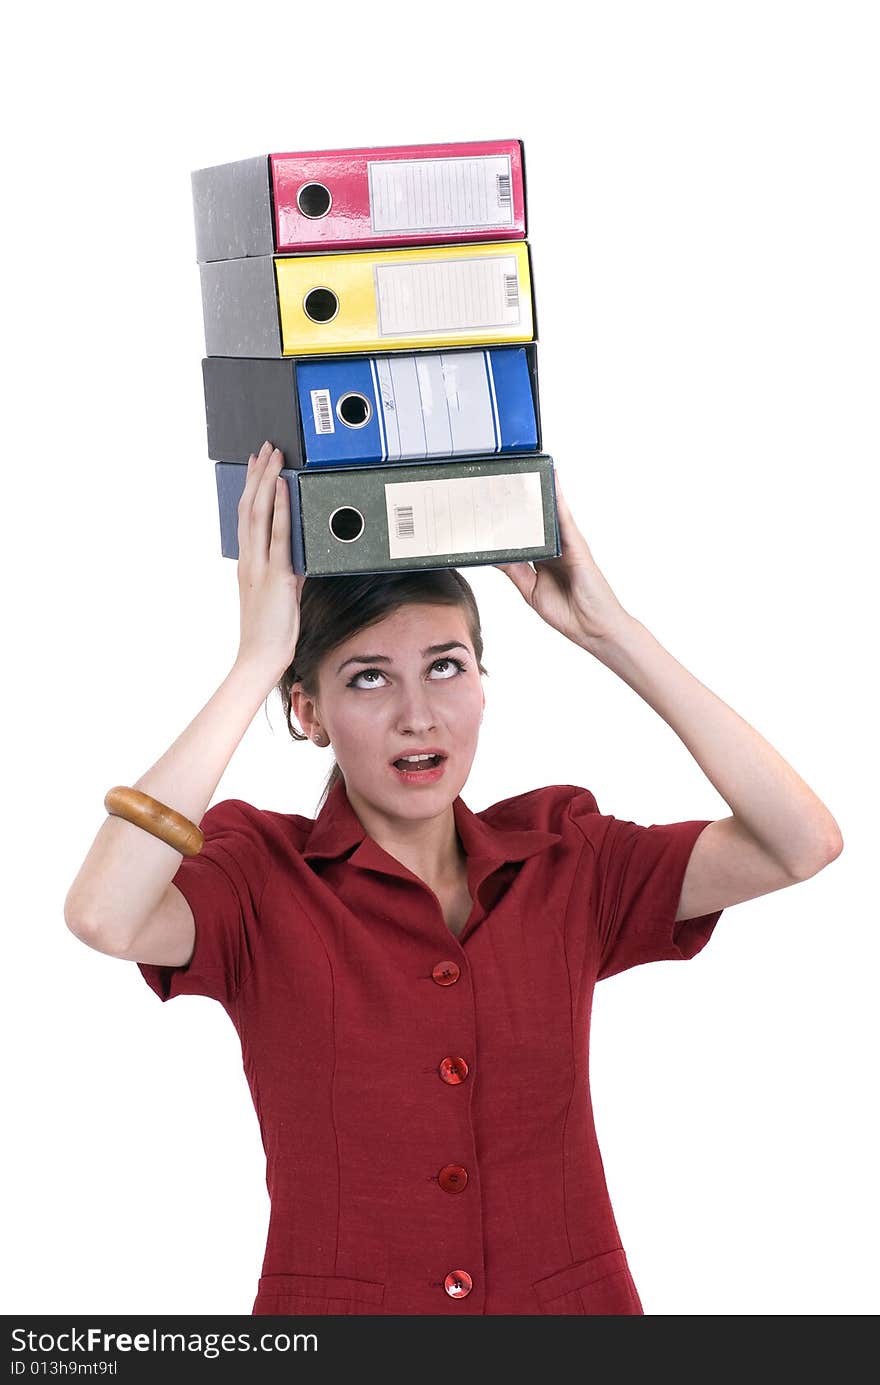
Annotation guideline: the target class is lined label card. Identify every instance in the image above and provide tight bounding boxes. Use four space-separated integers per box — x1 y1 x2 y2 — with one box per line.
374 353 498 459
384 471 544 559
374 256 522 337
368 155 514 232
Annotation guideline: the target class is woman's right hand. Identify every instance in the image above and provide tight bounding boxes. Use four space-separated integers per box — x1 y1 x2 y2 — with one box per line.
234 440 305 680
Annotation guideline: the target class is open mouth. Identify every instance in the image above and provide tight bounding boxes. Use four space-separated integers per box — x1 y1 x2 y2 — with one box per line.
392 753 445 773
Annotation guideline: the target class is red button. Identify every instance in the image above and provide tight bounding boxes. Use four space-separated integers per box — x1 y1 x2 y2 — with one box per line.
432 960 461 985
439 1056 469 1084
444 1270 473 1298
438 1163 468 1192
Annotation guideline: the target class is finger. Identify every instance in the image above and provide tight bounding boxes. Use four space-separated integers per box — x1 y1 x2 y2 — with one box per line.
550 465 576 539
251 446 285 563
269 473 293 573
495 560 536 602
552 464 570 510
551 465 593 559
236 453 258 563
237 440 275 558
245 440 275 494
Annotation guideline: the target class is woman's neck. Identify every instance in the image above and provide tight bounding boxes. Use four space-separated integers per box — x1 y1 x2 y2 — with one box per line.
346 785 467 890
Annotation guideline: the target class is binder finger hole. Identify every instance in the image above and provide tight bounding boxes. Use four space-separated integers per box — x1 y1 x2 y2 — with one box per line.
296 182 332 219
328 506 365 543
336 392 372 429
304 287 339 323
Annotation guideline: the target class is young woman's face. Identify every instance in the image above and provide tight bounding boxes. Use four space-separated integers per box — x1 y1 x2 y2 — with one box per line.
302 603 485 815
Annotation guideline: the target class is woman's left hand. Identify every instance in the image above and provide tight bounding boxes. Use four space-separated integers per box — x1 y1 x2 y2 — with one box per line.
494 467 632 646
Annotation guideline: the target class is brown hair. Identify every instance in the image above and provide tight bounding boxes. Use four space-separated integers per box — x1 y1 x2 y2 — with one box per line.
277 570 489 813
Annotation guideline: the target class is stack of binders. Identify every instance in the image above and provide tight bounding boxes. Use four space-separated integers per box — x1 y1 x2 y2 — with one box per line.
191 140 560 576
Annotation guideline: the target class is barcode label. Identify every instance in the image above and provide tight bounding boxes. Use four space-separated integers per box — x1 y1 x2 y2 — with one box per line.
394 505 415 538
504 273 519 308
497 172 512 207
310 389 334 435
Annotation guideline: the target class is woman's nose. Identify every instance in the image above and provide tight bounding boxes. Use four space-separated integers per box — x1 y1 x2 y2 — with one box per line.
396 712 437 735
393 685 438 731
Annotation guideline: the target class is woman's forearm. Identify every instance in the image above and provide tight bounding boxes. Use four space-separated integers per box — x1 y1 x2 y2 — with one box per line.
63 658 281 945
579 615 843 876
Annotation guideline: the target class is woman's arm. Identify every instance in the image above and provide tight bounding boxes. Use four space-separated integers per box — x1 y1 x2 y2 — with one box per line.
495 468 843 888
580 613 843 881
63 658 281 949
64 441 304 950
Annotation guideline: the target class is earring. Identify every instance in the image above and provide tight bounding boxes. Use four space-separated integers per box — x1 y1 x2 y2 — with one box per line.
313 732 328 746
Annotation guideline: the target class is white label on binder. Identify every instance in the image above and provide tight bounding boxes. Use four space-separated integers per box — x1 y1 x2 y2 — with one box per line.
374 353 499 458
368 155 514 232
375 256 522 337
384 471 544 559
310 389 334 434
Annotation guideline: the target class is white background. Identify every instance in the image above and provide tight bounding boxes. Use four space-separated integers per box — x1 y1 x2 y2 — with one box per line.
3 0 876 1317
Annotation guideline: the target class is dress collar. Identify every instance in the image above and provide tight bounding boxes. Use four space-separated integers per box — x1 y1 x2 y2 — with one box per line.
303 775 560 882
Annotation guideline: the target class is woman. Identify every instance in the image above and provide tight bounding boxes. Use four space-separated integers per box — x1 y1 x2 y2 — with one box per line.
64 440 843 1315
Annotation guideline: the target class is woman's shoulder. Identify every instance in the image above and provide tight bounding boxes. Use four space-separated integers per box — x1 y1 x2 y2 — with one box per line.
477 783 602 835
200 797 317 858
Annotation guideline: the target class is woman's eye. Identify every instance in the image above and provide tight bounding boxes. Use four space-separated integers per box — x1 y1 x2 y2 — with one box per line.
347 657 467 689
430 657 466 679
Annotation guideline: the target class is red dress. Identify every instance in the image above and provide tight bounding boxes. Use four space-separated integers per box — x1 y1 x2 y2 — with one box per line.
137 778 723 1315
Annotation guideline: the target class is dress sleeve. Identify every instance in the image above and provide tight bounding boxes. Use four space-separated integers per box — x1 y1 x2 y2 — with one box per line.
567 787 724 981
136 798 272 1006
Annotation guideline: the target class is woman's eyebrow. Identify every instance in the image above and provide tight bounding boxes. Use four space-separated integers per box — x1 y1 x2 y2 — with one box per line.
335 641 470 676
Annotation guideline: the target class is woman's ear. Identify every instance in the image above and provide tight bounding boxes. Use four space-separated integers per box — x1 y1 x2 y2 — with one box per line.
289 683 313 737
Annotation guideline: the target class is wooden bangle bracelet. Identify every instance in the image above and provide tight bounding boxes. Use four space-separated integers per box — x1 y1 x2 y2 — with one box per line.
104 787 205 857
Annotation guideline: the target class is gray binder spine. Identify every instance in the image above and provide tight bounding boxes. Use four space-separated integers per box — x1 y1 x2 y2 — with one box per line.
191 156 274 264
